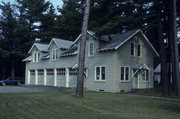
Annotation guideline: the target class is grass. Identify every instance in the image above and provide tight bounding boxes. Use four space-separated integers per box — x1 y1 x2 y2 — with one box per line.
0 90 180 119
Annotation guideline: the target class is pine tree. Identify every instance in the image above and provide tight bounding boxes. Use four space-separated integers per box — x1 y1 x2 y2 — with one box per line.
54 0 83 41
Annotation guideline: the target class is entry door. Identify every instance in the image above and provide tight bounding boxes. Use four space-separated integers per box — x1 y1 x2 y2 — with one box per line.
133 74 138 89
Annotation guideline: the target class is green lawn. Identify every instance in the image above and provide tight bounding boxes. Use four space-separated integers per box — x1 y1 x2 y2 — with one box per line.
0 91 180 119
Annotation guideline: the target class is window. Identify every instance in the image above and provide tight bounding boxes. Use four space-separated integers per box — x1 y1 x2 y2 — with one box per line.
88 42 94 56
137 44 141 57
30 70 35 75
121 66 129 81
47 69 54 75
33 53 36 62
33 52 40 62
38 69 44 75
57 68 65 75
95 66 105 81
52 49 58 60
131 43 135 56
37 53 40 62
69 68 77 75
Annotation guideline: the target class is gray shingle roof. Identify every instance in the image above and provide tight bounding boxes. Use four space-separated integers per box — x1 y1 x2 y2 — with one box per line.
98 29 140 51
52 38 74 49
35 43 49 51
41 53 50 60
28 43 49 53
61 45 78 57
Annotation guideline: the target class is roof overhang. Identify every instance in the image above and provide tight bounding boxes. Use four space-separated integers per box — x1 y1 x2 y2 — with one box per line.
28 44 38 54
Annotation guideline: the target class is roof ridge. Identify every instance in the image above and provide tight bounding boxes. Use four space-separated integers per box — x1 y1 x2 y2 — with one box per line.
52 38 74 43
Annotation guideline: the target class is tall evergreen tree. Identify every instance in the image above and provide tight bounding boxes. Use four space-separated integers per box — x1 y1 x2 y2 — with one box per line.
55 0 83 41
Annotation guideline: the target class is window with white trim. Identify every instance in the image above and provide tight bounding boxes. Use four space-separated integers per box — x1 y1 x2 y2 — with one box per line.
137 44 141 57
33 52 40 62
88 42 94 56
57 68 65 75
47 69 54 75
130 43 135 56
121 66 129 81
95 66 105 81
52 49 58 60
38 69 44 75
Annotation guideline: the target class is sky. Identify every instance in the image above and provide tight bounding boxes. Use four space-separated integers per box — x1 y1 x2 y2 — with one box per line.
0 0 63 8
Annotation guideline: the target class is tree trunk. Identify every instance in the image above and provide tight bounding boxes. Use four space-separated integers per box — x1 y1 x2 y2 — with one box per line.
3 63 6 80
11 61 15 78
169 0 180 96
157 1 170 96
76 0 90 97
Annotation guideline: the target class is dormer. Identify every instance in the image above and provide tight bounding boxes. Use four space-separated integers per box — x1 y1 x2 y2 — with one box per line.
73 31 97 57
47 38 74 60
28 43 49 63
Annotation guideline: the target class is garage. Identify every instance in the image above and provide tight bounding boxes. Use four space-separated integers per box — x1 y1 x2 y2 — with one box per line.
30 70 35 84
56 68 66 87
69 68 77 88
37 69 44 85
46 69 54 86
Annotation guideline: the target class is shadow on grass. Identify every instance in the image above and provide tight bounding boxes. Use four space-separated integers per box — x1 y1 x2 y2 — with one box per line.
159 103 180 113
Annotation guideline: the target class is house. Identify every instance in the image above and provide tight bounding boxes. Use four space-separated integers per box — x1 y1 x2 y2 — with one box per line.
23 29 159 92
154 63 180 83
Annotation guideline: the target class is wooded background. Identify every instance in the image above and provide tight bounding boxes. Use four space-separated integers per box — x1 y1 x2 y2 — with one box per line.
0 0 179 82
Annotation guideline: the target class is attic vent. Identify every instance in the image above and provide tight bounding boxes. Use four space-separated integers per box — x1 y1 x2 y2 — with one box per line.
99 89 104 92
120 90 125 93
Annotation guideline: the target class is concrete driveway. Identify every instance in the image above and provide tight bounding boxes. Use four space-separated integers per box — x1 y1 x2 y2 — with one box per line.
0 85 71 93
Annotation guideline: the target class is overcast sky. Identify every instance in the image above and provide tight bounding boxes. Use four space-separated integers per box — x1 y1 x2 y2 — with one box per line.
0 0 63 8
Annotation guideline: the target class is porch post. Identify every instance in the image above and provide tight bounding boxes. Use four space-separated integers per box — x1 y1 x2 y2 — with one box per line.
54 68 57 86
44 69 47 86
65 68 69 87
35 69 38 85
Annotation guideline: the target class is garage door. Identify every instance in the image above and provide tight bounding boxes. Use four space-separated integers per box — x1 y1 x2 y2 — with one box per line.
56 68 66 87
37 69 44 85
30 70 35 85
46 69 54 86
69 68 77 88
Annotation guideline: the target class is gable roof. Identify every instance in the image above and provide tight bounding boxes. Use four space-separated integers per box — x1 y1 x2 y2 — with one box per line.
73 31 95 44
48 38 74 50
98 29 159 57
28 43 49 54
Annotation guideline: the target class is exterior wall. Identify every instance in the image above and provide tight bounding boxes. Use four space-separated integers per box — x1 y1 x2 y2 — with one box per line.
25 33 155 92
113 33 154 92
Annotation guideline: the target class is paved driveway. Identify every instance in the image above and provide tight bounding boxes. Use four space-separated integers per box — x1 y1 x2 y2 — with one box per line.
0 85 70 93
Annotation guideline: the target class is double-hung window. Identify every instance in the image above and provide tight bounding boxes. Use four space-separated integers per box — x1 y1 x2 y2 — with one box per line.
137 44 141 57
121 66 129 81
95 66 105 81
33 52 40 62
52 49 58 60
88 42 94 56
130 43 135 56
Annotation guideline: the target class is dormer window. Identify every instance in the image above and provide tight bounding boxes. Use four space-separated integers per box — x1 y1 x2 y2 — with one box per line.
88 42 94 56
52 49 58 60
33 52 40 62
